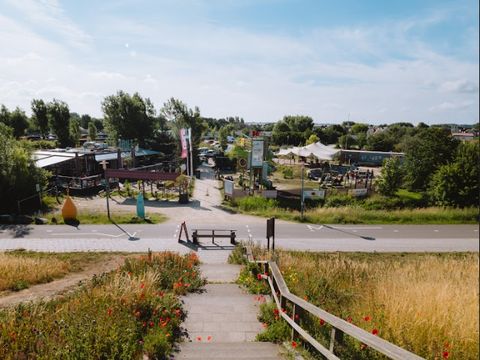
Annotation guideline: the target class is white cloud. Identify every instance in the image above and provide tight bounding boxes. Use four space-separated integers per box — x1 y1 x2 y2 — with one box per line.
440 80 479 94
5 0 91 49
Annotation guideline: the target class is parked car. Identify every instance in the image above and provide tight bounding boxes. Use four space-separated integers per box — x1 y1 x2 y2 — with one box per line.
307 169 323 181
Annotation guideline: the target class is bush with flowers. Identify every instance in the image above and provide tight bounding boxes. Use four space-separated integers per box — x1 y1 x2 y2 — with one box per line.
0 251 205 359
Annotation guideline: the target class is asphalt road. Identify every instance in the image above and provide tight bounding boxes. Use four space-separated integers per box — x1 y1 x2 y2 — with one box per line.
0 223 477 253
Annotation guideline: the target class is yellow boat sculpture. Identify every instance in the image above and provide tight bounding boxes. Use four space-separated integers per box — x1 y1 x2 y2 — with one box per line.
61 195 78 221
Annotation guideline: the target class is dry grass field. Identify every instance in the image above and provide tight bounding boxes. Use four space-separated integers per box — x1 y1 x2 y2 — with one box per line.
274 252 479 359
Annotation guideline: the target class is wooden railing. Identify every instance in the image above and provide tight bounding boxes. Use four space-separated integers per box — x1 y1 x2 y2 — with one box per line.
245 247 424 360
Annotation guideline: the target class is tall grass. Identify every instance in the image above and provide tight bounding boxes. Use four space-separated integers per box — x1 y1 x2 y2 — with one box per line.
275 252 479 359
0 251 205 359
0 254 70 291
229 197 478 224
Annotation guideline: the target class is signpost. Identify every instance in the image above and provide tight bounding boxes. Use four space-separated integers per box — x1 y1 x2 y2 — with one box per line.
266 217 275 252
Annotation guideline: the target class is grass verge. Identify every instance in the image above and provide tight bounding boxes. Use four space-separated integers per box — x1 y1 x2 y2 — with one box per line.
0 251 205 359
225 197 478 224
47 211 167 225
0 251 115 292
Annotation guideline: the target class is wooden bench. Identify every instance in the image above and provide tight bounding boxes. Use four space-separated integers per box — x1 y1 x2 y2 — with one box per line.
192 229 237 245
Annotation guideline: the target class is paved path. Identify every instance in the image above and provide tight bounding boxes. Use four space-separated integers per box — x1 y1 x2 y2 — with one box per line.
175 263 281 359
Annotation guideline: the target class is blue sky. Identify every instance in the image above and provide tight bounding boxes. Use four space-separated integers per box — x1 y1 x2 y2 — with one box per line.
0 0 478 124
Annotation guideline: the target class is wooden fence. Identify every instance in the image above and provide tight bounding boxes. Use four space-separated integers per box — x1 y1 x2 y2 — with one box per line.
245 247 424 360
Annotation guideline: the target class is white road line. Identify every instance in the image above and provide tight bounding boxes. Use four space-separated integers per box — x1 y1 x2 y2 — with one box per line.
51 232 125 238
307 225 323 231
474 229 478 232
434 230 439 232
393 230 399 233
332 226 383 230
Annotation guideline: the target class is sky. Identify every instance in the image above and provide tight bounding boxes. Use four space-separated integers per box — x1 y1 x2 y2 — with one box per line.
0 0 478 125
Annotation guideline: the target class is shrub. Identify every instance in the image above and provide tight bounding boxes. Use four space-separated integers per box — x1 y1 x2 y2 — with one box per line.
234 196 278 212
282 167 294 179
236 263 269 294
324 194 355 208
256 302 290 343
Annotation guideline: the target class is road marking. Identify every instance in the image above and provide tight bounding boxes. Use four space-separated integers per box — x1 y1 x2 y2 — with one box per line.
51 232 125 238
352 230 357 233
333 226 383 230
474 229 478 232
307 225 323 231
434 230 439 232
393 230 399 233
46 230 52 233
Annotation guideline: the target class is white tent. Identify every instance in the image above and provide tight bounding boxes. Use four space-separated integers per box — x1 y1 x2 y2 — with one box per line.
276 142 339 160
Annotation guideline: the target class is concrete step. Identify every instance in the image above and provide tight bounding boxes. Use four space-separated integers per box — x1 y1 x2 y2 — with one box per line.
175 342 281 359
200 263 241 283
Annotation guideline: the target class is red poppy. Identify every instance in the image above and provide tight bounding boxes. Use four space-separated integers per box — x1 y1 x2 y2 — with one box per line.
140 283 145 289
443 351 449 359
107 308 113 316
291 341 297 348
319 319 325 326
207 336 212 341
197 336 202 342
273 309 279 315
294 314 299 320
257 274 262 280
363 316 371 322
347 316 353 323
372 329 379 335
149 321 154 328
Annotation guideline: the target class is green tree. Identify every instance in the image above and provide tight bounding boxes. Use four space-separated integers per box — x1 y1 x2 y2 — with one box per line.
70 118 81 146
31 99 49 138
403 128 459 191
306 134 319 145
47 100 71 147
161 98 206 165
376 157 403 196
350 123 369 134
80 114 92 129
366 131 395 151
338 134 356 149
428 142 479 207
102 91 156 147
0 105 10 127
88 122 97 141
9 107 30 138
0 123 49 213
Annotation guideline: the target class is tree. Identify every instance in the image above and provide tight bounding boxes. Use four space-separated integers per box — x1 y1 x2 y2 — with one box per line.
48 100 71 147
88 122 97 141
161 98 206 164
366 131 395 151
338 134 356 149
376 157 403 196
306 134 319 145
0 105 10 127
70 118 81 146
10 107 29 138
402 127 459 191
0 123 49 213
428 142 479 207
31 99 49 138
80 114 92 129
102 91 156 147
350 123 369 134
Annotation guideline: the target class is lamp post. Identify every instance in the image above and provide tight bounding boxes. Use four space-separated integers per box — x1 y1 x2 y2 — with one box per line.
301 162 305 219
101 160 110 219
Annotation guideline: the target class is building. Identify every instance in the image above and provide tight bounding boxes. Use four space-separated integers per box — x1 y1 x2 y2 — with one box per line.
339 150 404 166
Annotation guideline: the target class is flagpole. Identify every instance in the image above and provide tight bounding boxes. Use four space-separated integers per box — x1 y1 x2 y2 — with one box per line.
188 128 194 178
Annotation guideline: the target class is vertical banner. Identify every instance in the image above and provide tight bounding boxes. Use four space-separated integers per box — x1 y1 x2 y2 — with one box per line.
180 128 188 159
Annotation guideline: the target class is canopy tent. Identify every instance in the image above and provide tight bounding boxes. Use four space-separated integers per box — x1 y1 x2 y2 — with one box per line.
276 142 339 161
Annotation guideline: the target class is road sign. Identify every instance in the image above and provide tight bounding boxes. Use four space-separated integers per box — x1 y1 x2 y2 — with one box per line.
251 140 264 168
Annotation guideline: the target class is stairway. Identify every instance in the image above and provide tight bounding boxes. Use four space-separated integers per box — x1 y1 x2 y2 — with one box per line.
175 263 281 359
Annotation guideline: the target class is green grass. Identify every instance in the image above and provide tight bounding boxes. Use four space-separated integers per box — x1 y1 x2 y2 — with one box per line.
396 189 423 201
48 211 167 225
226 197 478 224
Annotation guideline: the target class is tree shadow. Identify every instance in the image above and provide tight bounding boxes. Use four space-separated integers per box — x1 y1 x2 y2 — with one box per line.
0 224 32 238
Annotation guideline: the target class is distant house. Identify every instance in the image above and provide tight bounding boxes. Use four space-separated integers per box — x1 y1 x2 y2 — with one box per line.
451 132 476 142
